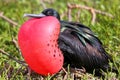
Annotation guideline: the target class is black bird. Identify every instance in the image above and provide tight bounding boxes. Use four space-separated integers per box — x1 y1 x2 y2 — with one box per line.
24 8 118 77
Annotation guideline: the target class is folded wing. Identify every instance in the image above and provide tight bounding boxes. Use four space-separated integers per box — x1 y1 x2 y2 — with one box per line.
58 21 112 73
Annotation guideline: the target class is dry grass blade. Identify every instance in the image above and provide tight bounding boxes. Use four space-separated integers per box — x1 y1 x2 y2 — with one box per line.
67 3 114 24
0 49 26 66
40 0 47 9
0 12 19 26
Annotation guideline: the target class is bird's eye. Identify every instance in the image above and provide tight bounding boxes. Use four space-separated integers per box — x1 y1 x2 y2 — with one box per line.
47 11 53 16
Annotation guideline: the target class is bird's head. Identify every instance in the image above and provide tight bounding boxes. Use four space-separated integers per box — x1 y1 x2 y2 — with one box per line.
24 8 60 20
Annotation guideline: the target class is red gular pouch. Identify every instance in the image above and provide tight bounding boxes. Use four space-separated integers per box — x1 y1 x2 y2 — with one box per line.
18 16 64 76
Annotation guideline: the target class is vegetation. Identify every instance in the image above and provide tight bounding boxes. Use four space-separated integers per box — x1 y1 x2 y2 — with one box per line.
0 0 120 80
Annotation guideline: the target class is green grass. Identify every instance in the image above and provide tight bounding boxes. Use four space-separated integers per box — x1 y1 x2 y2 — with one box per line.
0 0 120 80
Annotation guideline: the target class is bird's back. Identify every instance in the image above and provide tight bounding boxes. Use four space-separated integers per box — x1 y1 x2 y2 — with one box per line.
58 21 113 74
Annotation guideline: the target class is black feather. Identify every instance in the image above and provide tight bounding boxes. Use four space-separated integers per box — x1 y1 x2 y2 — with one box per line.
58 21 118 76
39 8 118 77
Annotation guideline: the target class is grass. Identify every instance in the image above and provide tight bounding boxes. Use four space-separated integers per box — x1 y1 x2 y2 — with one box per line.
0 0 120 80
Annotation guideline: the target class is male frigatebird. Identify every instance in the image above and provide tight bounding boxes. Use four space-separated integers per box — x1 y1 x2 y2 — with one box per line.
22 8 118 76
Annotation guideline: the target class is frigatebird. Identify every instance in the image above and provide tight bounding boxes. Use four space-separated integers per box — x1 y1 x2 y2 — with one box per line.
24 8 118 76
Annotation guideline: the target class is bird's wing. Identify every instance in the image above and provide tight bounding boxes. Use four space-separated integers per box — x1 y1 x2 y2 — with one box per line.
59 21 112 71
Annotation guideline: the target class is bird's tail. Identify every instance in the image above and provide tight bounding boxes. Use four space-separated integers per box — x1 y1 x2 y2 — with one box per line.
94 64 118 78
103 64 119 77
108 66 118 74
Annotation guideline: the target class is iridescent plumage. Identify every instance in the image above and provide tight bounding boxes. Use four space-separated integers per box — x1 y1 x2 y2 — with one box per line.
24 8 118 77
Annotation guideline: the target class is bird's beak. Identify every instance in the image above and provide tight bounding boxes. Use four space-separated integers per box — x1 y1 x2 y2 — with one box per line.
23 13 46 18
